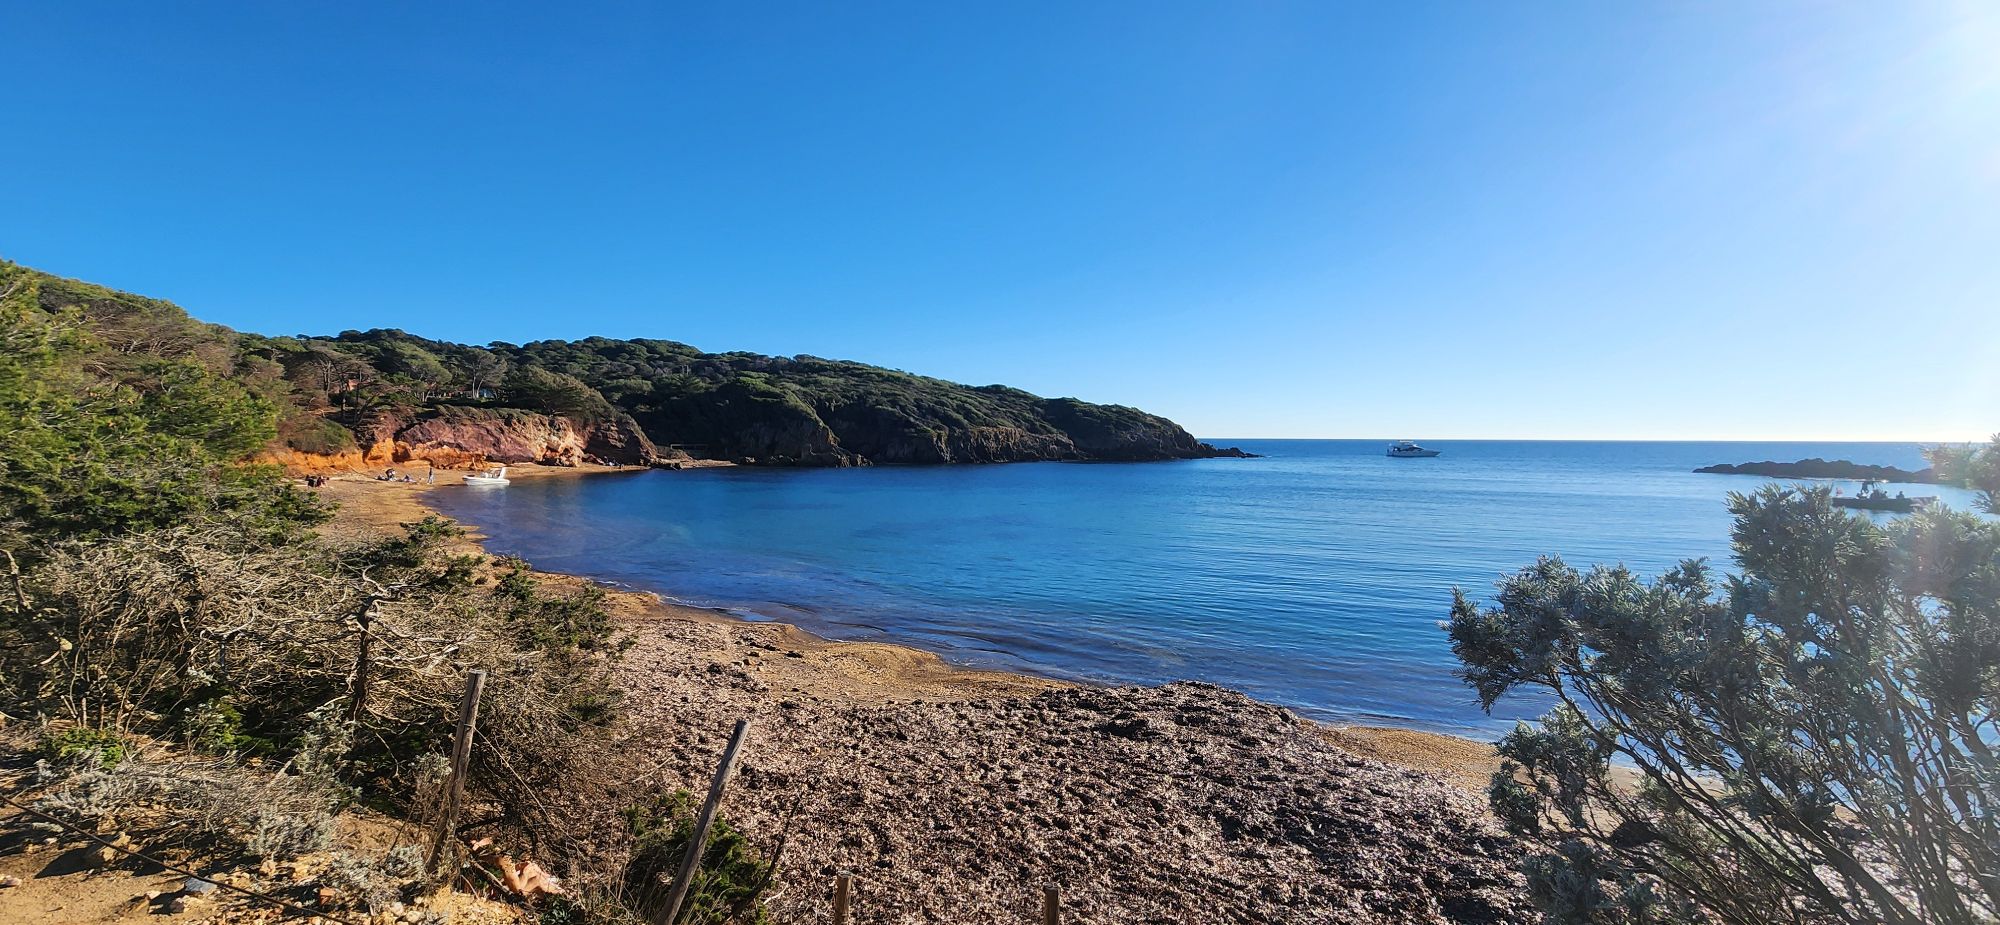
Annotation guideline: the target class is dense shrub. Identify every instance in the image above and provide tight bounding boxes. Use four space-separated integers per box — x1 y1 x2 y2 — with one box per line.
280 414 360 455
1451 484 2000 925
1 268 327 553
38 726 130 767
621 790 774 925
1929 434 2000 513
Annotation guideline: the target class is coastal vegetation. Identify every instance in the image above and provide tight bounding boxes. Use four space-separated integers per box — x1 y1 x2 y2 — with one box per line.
3 258 1248 470
0 261 757 920
0 256 1535 924
5 258 1244 476
10 253 1996 924
291 329 1247 466
1929 436 2000 512
1450 442 2000 925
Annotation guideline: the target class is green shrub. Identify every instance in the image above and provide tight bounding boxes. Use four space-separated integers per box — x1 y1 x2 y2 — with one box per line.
182 697 278 755
493 558 620 655
279 414 359 455
1927 434 2000 513
39 726 129 767
1450 486 2000 925
620 790 773 925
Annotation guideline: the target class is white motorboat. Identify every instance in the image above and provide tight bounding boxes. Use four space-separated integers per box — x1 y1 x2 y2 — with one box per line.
463 466 511 486
1386 441 1440 458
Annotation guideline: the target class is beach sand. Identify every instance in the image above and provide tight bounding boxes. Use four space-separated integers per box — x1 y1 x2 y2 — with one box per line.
313 463 1503 792
288 465 1543 922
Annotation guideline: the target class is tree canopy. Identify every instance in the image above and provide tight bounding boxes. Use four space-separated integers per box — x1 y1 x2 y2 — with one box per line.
0 261 323 554
1929 435 2000 514
1450 482 2000 925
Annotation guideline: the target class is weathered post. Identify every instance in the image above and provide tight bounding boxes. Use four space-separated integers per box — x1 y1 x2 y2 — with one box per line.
347 603 376 724
833 871 852 925
1042 883 1061 925
426 670 488 881
655 719 752 925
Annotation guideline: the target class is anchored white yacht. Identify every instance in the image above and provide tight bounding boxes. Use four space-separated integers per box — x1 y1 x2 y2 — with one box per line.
1386 441 1440 458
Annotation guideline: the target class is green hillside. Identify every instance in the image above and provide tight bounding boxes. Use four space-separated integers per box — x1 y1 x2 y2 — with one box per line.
299 329 1247 465
1 258 1244 467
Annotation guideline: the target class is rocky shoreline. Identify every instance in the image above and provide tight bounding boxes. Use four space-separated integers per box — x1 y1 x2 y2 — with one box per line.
315 466 1524 923
1693 457 1935 483
608 665 1529 923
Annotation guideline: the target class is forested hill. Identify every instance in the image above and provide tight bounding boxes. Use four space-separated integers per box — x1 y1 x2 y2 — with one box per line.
1 259 1248 468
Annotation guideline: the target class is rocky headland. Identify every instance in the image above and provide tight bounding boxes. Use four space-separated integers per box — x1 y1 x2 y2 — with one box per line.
280 329 1254 470
8 261 1252 473
1693 457 1936 483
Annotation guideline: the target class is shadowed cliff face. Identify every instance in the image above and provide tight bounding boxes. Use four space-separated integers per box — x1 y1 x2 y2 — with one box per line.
635 391 1249 466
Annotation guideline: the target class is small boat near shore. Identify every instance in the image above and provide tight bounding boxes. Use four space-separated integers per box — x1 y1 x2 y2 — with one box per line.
464 466 511 486
1387 441 1440 458
1831 480 1933 513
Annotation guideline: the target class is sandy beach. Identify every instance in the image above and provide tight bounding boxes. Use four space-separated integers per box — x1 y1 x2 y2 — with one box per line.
315 463 1503 790
318 464 1058 705
315 463 1534 923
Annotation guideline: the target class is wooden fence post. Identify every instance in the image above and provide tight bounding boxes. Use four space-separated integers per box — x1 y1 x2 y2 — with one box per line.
426 670 488 881
347 605 375 724
1042 883 1060 925
654 718 752 925
833 871 852 925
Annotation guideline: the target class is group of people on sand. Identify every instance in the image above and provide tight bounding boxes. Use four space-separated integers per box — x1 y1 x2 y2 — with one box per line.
299 467 437 488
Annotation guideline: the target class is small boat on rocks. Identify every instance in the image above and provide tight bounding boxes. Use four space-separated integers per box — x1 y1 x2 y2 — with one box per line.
1831 480 1933 513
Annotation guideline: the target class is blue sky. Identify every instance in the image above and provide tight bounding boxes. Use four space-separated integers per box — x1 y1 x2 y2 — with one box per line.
4 2 1995 440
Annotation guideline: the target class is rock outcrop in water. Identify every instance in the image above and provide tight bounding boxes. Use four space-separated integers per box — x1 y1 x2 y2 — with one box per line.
1694 458 1935 483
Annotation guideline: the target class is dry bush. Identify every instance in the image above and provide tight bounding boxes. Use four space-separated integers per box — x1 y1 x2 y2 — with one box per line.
317 844 428 913
8 522 465 743
30 749 340 859
1 515 628 890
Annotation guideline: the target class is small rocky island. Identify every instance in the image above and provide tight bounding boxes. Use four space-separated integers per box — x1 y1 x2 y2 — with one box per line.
1694 458 1936 483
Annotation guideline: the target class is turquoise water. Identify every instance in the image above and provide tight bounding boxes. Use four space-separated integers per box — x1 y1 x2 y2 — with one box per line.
429 440 1978 735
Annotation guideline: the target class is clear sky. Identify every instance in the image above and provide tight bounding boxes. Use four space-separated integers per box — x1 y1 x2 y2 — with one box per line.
3 2 1995 440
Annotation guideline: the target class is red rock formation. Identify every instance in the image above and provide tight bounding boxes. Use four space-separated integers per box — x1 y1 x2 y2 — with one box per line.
268 406 681 473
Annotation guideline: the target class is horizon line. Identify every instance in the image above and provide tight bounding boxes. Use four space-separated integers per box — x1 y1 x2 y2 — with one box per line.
1198 436 1986 445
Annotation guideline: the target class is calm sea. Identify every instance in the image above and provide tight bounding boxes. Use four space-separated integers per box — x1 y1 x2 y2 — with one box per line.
428 440 1980 736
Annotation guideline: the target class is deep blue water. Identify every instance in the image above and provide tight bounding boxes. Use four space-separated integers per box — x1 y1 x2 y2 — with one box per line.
428 440 1979 735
